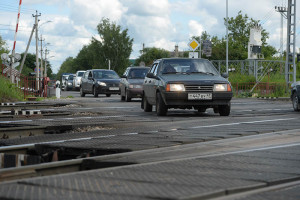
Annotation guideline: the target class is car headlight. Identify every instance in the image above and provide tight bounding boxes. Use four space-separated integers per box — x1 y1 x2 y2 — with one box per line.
129 84 142 89
97 81 106 86
214 84 232 92
166 84 185 92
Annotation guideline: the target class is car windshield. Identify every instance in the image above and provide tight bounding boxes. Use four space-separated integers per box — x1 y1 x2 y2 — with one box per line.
93 71 120 79
68 75 74 80
77 72 84 77
128 68 149 79
160 59 219 75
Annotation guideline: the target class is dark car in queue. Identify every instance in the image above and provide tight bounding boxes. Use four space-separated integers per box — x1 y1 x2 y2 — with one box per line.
141 58 233 116
120 66 150 101
290 81 300 111
65 74 75 91
80 69 120 97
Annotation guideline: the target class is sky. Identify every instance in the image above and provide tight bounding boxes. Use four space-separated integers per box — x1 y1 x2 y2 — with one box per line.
0 0 296 74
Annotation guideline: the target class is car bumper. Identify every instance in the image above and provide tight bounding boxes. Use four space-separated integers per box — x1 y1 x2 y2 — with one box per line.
161 92 233 106
74 82 80 88
96 86 120 94
127 88 143 98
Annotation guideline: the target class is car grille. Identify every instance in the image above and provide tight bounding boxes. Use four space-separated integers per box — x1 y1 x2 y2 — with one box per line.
185 85 213 92
107 83 119 87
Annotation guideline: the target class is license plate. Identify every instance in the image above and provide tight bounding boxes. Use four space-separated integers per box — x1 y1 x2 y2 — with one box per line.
188 93 212 100
109 87 119 91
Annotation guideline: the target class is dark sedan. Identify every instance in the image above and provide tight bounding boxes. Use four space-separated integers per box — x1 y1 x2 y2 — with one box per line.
120 66 150 101
291 81 300 111
141 58 233 116
80 69 120 97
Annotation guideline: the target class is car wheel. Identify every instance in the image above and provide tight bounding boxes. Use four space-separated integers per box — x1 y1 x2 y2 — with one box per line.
125 90 131 102
292 92 300 111
93 87 98 97
219 104 230 116
156 92 167 116
143 95 152 112
80 87 85 97
106 94 111 97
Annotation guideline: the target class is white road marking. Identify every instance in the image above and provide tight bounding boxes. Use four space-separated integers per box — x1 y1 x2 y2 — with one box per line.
191 118 296 129
237 108 292 112
0 120 33 124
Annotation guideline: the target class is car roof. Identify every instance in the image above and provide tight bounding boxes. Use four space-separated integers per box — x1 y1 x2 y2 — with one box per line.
88 69 115 71
128 66 150 69
155 58 210 62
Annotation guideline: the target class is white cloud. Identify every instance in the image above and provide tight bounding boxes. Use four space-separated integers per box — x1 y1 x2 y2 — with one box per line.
70 0 127 29
2 0 300 74
188 20 204 37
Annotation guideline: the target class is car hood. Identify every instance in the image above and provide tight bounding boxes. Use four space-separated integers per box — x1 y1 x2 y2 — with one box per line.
159 74 229 84
127 79 144 85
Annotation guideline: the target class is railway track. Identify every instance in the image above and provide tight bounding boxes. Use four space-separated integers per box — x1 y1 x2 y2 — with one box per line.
1 129 299 183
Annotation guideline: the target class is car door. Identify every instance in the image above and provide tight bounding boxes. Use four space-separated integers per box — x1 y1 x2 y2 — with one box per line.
81 71 88 92
144 63 158 104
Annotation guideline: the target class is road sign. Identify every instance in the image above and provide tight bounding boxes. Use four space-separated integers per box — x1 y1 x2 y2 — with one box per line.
189 52 199 58
188 39 200 51
202 40 212 57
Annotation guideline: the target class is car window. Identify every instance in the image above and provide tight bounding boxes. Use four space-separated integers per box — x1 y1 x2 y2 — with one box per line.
93 71 120 79
128 68 149 79
77 72 84 77
124 69 129 76
160 59 219 75
150 63 158 74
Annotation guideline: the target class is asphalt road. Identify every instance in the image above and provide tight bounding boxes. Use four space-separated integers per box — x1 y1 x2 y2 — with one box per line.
0 90 299 199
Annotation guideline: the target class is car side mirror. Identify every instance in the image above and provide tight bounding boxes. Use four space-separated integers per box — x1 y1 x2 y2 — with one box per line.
146 73 156 79
121 75 127 78
221 73 229 78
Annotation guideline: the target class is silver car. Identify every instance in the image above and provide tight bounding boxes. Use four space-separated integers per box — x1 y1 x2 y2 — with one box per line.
74 70 86 90
120 67 150 101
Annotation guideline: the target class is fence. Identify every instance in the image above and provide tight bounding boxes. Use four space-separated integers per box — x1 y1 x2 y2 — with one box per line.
211 60 286 81
231 82 287 97
1 64 48 99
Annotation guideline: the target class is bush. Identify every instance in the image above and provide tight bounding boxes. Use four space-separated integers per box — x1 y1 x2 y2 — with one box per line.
0 76 24 102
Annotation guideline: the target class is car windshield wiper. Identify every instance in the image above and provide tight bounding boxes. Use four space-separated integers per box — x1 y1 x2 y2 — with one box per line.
190 71 216 76
162 72 180 74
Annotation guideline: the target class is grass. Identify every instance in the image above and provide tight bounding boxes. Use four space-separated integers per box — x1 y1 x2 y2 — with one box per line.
0 76 24 102
228 72 290 98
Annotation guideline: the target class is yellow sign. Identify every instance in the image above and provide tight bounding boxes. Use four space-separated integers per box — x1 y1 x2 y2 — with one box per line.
188 39 200 51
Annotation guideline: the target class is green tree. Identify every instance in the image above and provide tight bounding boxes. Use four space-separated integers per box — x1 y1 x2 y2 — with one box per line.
92 18 134 74
56 57 75 80
135 47 170 66
190 11 276 61
225 11 271 59
0 35 8 66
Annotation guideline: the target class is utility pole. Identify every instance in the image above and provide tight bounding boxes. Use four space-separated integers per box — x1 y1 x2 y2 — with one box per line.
226 0 229 74
34 10 41 90
19 24 36 74
275 6 287 60
44 48 49 78
285 0 296 84
39 35 45 78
